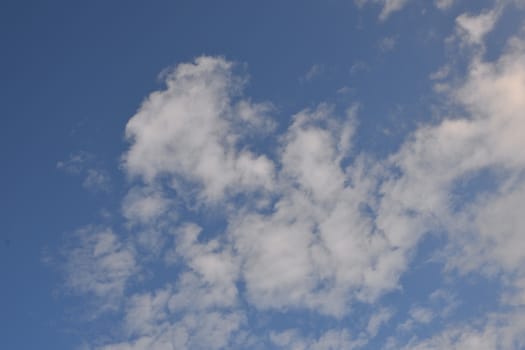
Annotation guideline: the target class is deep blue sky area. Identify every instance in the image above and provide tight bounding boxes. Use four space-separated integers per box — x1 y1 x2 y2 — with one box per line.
2 1 524 349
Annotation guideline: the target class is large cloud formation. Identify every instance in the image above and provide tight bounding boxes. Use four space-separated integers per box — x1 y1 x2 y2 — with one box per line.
62 4 525 349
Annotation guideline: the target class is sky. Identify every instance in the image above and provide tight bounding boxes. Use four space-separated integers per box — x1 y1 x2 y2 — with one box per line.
2 0 525 349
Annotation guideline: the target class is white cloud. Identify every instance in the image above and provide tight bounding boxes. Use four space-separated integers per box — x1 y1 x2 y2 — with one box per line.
101 221 244 349
92 58 395 348
101 310 244 350
124 287 172 337
63 227 137 309
367 307 394 337
166 223 240 311
402 312 525 350
62 17 525 348
115 58 417 330
355 0 409 20
428 289 459 317
434 0 454 10
374 36 525 261
350 61 369 76
429 65 450 80
57 151 93 173
398 307 434 333
377 32 525 349
82 169 111 192
378 36 397 52
455 9 501 46
379 0 409 20
57 151 111 192
123 56 275 203
122 186 170 225
409 306 434 324
229 105 407 316
436 37 525 278
301 64 325 82
447 180 525 274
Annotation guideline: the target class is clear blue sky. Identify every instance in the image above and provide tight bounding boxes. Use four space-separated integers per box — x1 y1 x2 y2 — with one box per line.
2 0 525 349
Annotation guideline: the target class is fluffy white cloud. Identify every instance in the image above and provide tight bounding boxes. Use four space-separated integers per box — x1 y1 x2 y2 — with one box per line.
63 10 525 346
101 222 244 350
122 186 170 225
375 34 525 261
123 56 275 203
229 105 409 317
92 59 417 348
124 287 172 337
423 37 525 277
166 223 240 311
378 30 525 350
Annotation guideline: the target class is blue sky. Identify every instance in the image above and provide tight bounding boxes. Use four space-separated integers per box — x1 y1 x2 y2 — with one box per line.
2 0 525 349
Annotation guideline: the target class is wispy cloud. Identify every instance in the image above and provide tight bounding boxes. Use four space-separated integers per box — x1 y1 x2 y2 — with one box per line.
57 151 111 192
62 227 137 311
378 35 398 52
301 64 325 82
434 0 454 10
355 0 410 20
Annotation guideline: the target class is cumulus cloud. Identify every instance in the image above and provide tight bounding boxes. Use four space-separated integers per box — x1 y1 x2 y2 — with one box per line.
377 27 525 350
114 222 245 348
122 186 170 225
82 56 411 349
400 35 525 279
123 56 275 203
61 11 525 347
166 223 240 311
97 221 245 349
228 104 413 317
